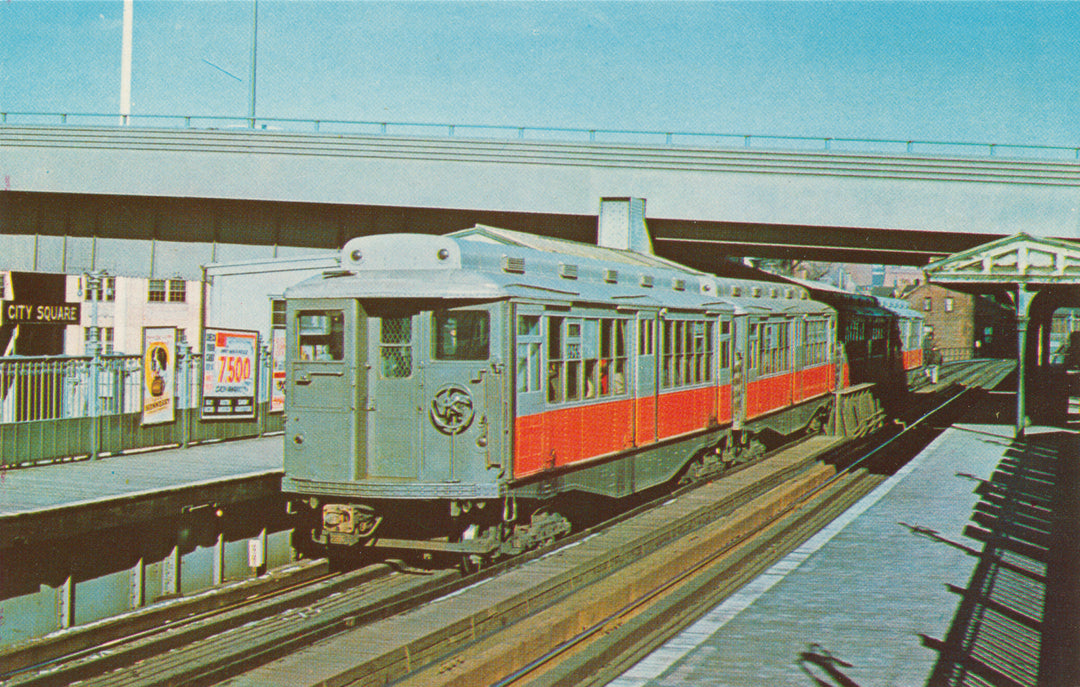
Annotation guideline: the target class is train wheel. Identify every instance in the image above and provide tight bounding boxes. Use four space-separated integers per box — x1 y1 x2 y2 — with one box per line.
679 457 706 485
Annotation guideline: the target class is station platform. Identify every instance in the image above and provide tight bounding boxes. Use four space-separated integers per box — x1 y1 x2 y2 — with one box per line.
611 391 1080 687
0 435 283 547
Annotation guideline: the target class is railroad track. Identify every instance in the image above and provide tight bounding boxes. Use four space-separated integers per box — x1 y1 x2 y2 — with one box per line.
0 359 1014 687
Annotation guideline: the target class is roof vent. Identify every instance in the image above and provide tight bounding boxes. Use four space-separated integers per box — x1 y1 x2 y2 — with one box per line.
731 286 742 297
559 263 579 280
502 256 525 274
604 269 619 283
752 287 762 298
672 278 686 291
640 274 654 288
785 288 795 299
770 288 779 298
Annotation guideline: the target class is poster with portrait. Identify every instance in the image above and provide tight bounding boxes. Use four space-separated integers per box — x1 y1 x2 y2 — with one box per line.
202 327 259 420
270 327 286 414
141 327 177 426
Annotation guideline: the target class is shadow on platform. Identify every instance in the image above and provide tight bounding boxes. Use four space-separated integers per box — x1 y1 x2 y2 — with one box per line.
918 425 1080 687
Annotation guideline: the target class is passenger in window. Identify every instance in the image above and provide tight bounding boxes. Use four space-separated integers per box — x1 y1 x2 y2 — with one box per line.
585 359 598 398
547 362 562 402
611 361 626 395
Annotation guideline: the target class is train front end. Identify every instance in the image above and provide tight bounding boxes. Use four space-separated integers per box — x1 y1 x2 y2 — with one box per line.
281 234 511 560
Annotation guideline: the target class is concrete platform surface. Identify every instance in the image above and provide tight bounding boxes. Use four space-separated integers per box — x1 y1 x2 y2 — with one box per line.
0 435 283 516
611 414 1079 686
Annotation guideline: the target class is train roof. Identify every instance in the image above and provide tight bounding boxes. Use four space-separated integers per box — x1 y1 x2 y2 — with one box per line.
875 295 925 320
286 227 830 316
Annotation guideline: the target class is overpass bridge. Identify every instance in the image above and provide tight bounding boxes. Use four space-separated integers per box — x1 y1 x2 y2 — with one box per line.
3 119 1080 279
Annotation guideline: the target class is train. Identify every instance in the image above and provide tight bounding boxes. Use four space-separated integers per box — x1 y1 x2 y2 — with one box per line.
280 224 923 565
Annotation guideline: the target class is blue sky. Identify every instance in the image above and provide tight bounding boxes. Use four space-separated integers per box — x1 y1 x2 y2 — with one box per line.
2 1 1079 147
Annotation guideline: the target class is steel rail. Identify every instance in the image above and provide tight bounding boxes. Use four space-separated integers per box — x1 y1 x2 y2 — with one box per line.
487 359 1015 686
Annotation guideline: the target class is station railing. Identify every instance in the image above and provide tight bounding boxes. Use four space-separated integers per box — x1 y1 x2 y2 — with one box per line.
0 349 283 468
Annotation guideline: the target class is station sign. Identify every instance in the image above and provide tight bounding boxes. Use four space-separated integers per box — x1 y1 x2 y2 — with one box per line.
2 301 81 326
202 327 259 420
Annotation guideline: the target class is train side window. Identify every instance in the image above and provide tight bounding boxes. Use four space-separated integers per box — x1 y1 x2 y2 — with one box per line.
720 320 731 370
297 310 344 362
612 319 627 394
380 317 413 378
433 310 489 361
638 319 654 356
547 316 564 403
516 314 542 394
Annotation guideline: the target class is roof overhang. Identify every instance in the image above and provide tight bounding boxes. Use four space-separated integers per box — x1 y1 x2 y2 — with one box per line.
923 232 1080 288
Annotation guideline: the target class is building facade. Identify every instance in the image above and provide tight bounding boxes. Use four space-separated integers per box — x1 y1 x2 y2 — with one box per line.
904 283 1015 359
63 275 203 356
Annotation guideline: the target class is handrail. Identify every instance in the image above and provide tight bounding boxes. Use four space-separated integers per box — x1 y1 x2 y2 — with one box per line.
4 110 1080 162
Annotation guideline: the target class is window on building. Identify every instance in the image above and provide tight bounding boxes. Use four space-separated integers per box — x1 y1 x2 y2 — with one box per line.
271 299 287 327
85 276 115 302
168 280 186 303
945 297 954 313
148 279 166 302
84 327 114 354
923 297 932 312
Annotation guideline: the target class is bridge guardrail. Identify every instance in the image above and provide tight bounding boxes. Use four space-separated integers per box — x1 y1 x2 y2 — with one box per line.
3 111 1079 162
0 349 283 468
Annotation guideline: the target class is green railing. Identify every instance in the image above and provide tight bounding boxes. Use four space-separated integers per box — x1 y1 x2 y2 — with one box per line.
0 350 283 468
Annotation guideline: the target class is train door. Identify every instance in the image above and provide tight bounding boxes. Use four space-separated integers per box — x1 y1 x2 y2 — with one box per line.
717 315 734 423
422 303 504 484
367 309 422 479
512 304 545 477
285 299 364 482
731 314 748 428
634 311 658 445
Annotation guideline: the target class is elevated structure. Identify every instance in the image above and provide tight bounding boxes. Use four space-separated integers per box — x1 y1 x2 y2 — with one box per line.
5 126 1080 279
924 233 1080 437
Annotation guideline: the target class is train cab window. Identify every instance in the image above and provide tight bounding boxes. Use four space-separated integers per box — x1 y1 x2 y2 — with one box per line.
297 310 345 361
380 317 413 378
433 310 489 360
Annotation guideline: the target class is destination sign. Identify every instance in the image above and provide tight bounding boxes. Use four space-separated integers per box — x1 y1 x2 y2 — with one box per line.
2 301 82 326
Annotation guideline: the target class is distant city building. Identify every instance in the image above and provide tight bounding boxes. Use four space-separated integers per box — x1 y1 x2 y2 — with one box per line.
63 275 202 356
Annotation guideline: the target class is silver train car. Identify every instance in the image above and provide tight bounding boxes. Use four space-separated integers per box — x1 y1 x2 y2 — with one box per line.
281 226 895 563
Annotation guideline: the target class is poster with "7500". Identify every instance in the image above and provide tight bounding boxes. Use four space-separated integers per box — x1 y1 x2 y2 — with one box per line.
202 327 259 420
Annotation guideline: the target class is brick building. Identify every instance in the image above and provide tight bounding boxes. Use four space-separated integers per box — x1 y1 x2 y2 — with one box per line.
904 283 1015 360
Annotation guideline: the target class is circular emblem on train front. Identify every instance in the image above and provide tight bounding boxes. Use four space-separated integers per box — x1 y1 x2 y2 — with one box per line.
430 384 475 435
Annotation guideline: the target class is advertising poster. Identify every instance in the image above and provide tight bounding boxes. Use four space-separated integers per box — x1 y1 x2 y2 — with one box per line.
141 327 177 426
202 328 259 420
270 327 286 414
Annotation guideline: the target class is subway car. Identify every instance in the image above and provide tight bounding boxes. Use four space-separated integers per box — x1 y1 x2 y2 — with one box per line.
281 226 894 564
